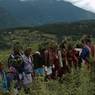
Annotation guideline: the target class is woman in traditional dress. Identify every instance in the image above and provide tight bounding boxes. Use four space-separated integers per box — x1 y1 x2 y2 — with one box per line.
22 47 34 94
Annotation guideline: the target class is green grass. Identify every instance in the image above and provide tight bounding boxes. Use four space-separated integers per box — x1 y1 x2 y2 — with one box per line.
7 65 95 95
0 50 10 63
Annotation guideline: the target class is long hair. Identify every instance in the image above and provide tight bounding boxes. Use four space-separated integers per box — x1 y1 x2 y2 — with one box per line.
24 47 32 57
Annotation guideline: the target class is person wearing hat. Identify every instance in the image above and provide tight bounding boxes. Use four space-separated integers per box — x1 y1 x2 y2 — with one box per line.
33 51 45 76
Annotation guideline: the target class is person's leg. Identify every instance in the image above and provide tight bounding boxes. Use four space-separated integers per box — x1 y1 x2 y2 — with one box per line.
74 63 78 70
78 57 82 70
68 61 72 72
57 67 64 78
51 68 56 79
16 73 23 91
63 61 70 74
23 73 32 94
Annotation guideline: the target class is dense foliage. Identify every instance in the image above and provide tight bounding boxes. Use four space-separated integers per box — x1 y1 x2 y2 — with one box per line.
0 20 95 50
0 65 95 95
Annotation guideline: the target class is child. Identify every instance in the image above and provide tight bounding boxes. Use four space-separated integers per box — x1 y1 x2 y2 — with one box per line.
0 62 9 94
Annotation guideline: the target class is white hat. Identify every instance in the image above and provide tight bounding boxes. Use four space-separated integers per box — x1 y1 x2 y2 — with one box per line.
35 51 40 55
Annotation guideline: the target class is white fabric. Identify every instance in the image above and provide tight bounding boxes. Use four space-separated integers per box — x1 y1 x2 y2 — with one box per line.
44 66 52 75
75 48 82 55
58 50 63 67
35 51 40 55
19 74 23 80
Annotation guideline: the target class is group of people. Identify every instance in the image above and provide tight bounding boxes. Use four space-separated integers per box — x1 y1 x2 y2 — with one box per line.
0 35 95 94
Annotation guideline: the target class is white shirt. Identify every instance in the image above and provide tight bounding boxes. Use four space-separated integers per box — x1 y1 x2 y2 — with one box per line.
44 66 52 75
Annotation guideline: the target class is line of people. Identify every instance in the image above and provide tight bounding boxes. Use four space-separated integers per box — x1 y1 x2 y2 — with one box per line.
0 35 95 95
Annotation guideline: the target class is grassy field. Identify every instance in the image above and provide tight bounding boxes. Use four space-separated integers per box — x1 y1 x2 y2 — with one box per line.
7 65 95 95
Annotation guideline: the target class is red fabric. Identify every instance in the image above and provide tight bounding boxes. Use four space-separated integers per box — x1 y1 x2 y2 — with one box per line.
90 45 95 57
53 54 60 70
62 49 67 63
72 49 78 64
67 49 78 64
48 51 54 64
45 49 60 69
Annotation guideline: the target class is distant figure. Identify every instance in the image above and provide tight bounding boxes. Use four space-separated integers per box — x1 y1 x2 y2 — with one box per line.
33 51 45 76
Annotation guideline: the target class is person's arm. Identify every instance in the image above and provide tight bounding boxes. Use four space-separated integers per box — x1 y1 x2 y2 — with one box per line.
44 66 48 76
44 50 48 66
65 51 68 66
31 56 35 78
8 55 14 67
58 50 63 67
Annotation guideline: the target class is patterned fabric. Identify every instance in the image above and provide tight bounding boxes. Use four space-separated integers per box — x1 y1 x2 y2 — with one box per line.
8 53 24 73
22 72 32 86
22 54 33 74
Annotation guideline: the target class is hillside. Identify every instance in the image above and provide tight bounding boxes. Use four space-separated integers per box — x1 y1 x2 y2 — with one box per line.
35 20 95 36
0 7 18 28
0 20 95 50
0 0 95 28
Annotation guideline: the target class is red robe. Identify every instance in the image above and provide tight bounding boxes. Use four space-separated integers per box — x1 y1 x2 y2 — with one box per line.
67 49 78 65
